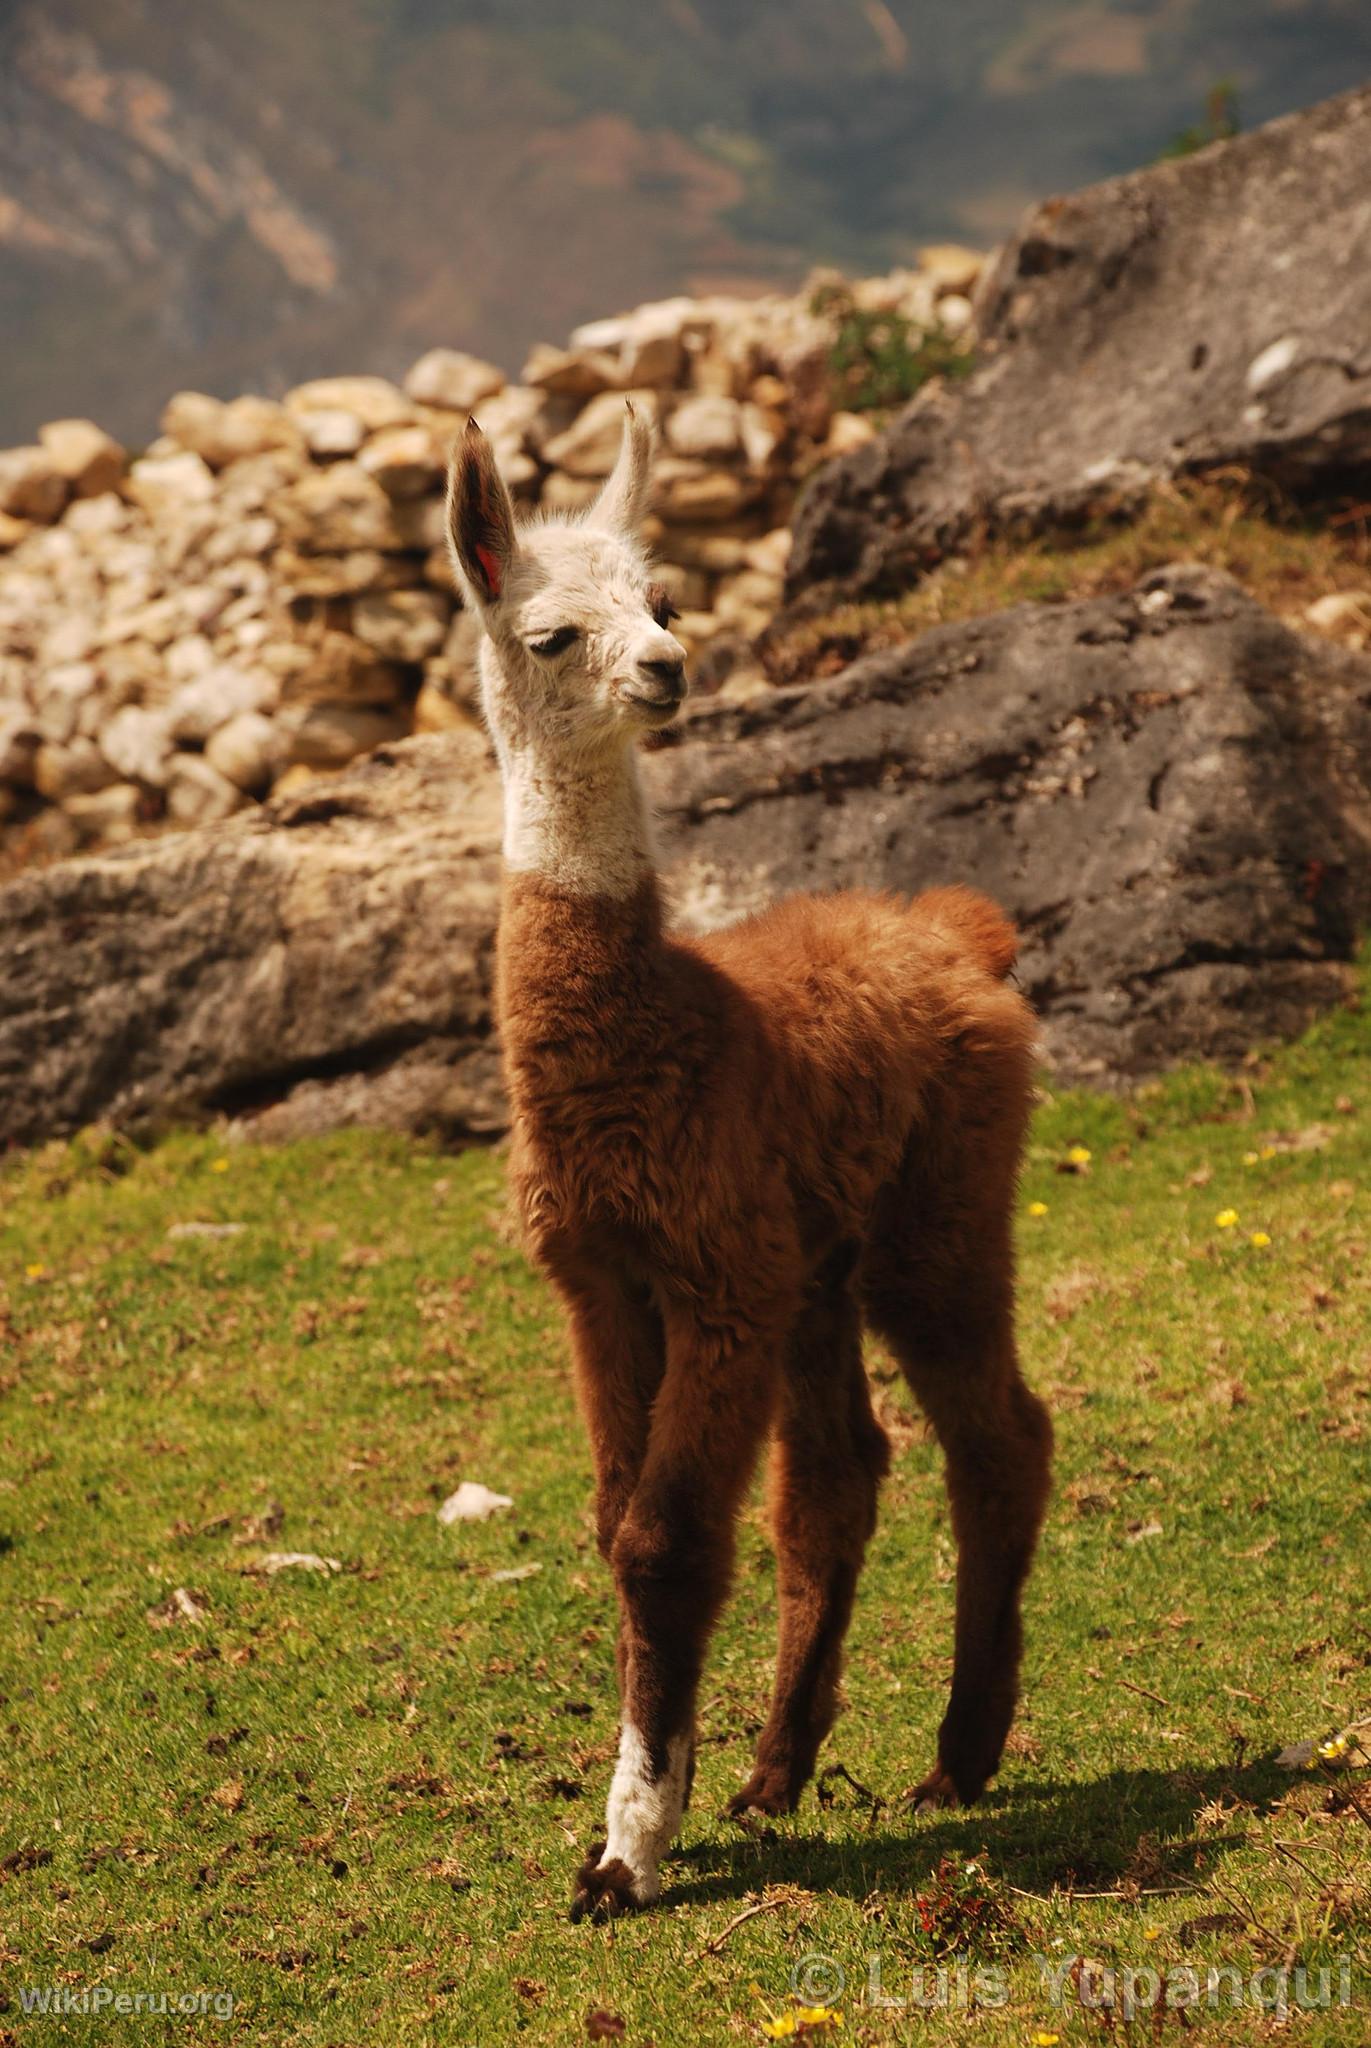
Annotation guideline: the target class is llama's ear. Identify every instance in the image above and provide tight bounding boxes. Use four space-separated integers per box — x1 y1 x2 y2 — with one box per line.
446 419 516 606
590 402 654 535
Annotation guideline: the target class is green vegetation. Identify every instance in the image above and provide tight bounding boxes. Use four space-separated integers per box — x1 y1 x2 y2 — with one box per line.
1162 82 1242 160
812 282 975 416
2 980 1369 2044
764 471 1371 682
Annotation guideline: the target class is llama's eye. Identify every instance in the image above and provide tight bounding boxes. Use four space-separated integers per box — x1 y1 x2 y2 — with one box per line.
528 625 579 658
646 582 679 630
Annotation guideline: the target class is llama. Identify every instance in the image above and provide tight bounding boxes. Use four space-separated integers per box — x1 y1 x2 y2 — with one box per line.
446 410 1053 1923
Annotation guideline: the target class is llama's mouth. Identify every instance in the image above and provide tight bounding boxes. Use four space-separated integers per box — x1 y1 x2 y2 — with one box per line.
617 681 687 725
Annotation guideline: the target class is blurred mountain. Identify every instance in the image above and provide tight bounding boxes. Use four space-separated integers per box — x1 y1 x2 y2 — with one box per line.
1 0 1367 443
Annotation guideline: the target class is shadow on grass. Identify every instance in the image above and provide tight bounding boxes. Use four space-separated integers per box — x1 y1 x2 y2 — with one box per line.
664 1755 1289 1908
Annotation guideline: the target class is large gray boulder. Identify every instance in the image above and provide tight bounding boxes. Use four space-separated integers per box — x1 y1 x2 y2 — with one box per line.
786 85 1371 608
2 567 1368 1147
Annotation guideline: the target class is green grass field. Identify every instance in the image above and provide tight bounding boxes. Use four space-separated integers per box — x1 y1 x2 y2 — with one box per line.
2 981 1369 2046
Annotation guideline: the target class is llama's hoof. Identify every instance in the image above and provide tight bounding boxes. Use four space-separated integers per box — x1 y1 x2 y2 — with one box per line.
569 1844 645 1925
726 1768 797 1821
907 1764 961 1815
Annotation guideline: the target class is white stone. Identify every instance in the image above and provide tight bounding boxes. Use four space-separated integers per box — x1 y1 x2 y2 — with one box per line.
541 389 658 478
65 782 144 843
917 243 984 295
284 376 412 431
1246 335 1300 394
665 394 743 460
0 446 67 523
127 450 215 516
520 342 621 397
352 588 449 663
739 401 784 469
825 410 878 456
205 711 284 793
404 348 506 412
1305 591 1371 647
161 392 301 469
358 425 443 500
165 754 247 824
296 407 366 458
166 634 217 684
438 1481 513 1524
33 738 117 800
34 664 98 743
62 493 128 538
38 418 126 497
166 665 274 744
744 526 792 577
99 705 173 788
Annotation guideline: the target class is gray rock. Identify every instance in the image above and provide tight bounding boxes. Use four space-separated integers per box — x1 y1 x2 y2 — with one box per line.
0 728 502 1145
2 570 1369 1148
787 85 1371 608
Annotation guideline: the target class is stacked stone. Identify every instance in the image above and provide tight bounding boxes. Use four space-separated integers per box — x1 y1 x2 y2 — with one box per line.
0 254 981 858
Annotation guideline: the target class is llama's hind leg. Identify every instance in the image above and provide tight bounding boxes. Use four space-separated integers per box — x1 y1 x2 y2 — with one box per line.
729 1268 889 1818
863 1228 1051 1808
862 1025 1051 1812
571 1307 781 1922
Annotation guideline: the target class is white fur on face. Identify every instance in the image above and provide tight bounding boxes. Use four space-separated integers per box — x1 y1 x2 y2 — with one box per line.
600 1721 692 1904
478 519 687 898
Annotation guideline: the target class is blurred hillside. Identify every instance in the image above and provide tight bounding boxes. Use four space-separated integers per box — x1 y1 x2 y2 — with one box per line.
1 0 1368 443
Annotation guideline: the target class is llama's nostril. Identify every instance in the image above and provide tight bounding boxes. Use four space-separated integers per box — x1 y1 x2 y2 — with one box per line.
639 656 686 694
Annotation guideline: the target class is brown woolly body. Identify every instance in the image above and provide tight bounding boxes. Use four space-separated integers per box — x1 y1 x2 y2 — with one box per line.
498 870 1051 1919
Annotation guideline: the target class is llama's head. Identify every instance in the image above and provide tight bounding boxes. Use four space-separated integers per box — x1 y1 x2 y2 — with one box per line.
447 408 687 759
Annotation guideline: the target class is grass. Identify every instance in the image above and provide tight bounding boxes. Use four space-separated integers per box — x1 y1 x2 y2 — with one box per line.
764 473 1371 683
812 280 976 416
1 982 1370 2045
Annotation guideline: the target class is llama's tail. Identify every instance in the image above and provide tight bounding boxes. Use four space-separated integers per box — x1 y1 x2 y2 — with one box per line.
910 885 1018 981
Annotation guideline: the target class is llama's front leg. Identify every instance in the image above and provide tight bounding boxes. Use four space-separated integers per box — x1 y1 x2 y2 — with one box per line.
571 1313 779 1922
558 1265 665 1567
729 1276 889 1818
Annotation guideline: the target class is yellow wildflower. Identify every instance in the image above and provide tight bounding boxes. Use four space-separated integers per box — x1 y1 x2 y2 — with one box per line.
25 1262 46 1279
1249 1230 1271 1248
210 1157 230 1173
760 2018 798 2041
1260 1144 1277 1159
794 2010 842 2030
1242 1150 1260 1166
1215 1209 1239 1229
1319 1735 1349 1761
1144 1927 1161 1941
1033 2034 1061 2047
1027 1200 1048 1218
1066 1145 1091 1167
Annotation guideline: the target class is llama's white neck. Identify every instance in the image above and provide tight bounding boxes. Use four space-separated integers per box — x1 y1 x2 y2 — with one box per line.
496 739 655 900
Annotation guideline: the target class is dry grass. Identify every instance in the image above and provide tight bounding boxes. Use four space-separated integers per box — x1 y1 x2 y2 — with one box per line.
764 471 1371 682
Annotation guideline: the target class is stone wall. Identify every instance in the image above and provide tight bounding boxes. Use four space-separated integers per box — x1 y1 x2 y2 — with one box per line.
0 255 980 862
